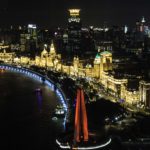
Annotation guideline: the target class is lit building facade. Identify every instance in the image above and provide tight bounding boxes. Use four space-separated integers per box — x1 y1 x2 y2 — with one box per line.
125 90 139 104
101 71 128 100
35 41 61 70
1 40 145 106
27 24 37 40
20 33 30 51
139 80 150 107
20 24 37 52
20 56 30 65
94 51 112 78
0 49 15 63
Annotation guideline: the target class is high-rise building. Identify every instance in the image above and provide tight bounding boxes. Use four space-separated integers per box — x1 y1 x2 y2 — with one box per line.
27 24 37 40
27 24 38 53
67 9 82 59
20 24 38 52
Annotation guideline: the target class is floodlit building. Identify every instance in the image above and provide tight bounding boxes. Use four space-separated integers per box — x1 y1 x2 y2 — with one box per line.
20 56 30 65
10 40 147 106
20 24 38 52
35 41 61 70
93 51 112 78
139 80 150 107
125 90 139 104
101 71 128 100
0 49 15 63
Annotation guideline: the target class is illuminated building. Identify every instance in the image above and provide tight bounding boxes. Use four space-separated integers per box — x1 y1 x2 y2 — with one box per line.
20 24 37 52
27 24 37 40
63 32 68 44
13 57 21 64
0 49 15 63
139 80 150 107
74 88 88 143
100 51 112 70
101 71 128 100
10 40 143 106
20 56 30 65
49 41 56 56
125 90 139 104
35 47 48 67
20 33 30 51
27 24 38 52
35 41 61 70
96 41 113 52
0 45 9 50
73 57 79 76
67 9 82 58
2 42 138 105
94 52 102 78
94 51 112 78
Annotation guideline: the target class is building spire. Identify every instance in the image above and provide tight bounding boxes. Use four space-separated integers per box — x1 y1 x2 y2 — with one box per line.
141 16 145 23
49 40 56 55
41 46 48 58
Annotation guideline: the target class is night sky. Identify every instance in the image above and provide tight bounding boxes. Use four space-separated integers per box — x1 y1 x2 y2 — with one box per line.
0 0 150 28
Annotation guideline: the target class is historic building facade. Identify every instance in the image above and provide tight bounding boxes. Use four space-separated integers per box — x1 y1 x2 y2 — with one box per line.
0 49 15 63
1 41 148 107
139 80 150 107
35 41 61 70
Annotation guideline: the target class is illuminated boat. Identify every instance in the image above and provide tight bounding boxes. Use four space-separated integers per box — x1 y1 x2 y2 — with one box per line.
54 105 66 118
35 88 42 93
52 116 58 121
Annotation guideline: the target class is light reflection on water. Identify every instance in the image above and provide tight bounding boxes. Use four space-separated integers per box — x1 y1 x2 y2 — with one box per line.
36 91 42 113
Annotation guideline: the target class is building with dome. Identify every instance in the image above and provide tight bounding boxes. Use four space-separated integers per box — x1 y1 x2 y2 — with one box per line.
93 51 112 78
0 44 141 105
35 45 138 103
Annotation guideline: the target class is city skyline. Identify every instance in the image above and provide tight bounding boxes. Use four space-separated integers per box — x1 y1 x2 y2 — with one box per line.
0 0 150 28
0 1 150 149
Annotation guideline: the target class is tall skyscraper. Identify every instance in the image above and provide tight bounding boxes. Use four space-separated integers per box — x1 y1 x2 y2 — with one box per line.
27 24 38 52
20 24 37 52
27 24 37 40
67 9 82 59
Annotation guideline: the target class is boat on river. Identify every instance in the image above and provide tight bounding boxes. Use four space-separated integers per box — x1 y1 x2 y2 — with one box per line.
35 88 42 93
54 105 66 118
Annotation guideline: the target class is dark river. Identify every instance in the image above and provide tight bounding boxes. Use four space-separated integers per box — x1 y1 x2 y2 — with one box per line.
0 70 64 150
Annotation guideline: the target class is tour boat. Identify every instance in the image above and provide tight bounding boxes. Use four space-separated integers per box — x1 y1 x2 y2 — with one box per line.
35 88 42 93
54 105 66 118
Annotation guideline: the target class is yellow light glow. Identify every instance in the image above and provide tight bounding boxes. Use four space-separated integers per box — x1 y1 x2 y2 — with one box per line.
69 9 80 16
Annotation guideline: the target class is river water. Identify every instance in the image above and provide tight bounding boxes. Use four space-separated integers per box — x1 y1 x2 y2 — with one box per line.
0 70 64 150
